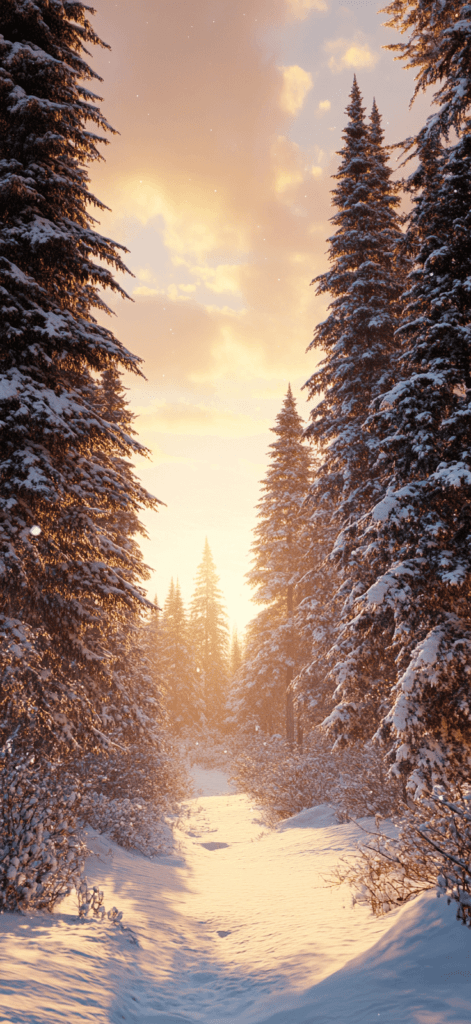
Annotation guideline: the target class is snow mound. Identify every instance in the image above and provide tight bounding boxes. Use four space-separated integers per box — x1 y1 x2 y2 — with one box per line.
277 803 340 830
260 891 471 1024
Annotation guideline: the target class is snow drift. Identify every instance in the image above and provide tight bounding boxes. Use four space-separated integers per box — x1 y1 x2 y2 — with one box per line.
0 769 470 1023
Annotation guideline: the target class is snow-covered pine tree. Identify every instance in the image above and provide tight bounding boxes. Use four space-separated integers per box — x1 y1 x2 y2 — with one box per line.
75 371 167 805
190 540 229 731
326 2 471 795
247 386 311 746
300 80 405 749
158 579 203 734
292 479 339 732
228 604 287 737
304 78 404 534
0 1 160 756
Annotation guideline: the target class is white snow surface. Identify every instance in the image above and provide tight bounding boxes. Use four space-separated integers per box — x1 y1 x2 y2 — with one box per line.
1 768 471 1023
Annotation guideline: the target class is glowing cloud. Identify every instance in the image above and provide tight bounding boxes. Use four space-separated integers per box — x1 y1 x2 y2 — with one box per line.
136 402 269 438
318 99 331 113
286 0 328 16
325 35 380 74
271 135 304 193
279 65 313 115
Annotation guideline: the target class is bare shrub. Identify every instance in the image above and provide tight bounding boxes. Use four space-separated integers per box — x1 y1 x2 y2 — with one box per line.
331 787 471 926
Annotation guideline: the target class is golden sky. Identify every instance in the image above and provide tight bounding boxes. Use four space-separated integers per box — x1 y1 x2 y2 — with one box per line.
89 0 432 631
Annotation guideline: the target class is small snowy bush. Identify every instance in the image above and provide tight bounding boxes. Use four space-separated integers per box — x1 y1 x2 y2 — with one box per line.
0 757 87 912
230 729 401 826
331 786 471 926
79 791 175 857
74 734 191 857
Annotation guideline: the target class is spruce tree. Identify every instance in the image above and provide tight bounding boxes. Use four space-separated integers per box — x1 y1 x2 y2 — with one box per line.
328 2 471 795
247 386 311 746
190 540 229 730
229 605 287 736
0 2 160 755
300 81 405 751
159 579 202 734
304 79 404 528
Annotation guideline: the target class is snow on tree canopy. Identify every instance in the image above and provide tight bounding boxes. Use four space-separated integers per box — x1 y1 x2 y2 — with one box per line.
245 386 312 745
325 11 471 794
298 82 405 754
0 1 162 755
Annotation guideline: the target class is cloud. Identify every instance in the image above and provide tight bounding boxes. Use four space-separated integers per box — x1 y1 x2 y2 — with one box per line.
135 401 269 438
318 99 331 113
279 65 314 115
271 135 305 193
325 34 380 73
89 0 332 396
186 263 245 297
286 0 328 16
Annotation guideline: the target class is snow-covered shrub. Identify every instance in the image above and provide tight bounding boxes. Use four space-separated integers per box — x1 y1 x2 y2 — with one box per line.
331 787 471 926
231 729 401 826
77 733 190 806
74 732 191 857
0 757 86 912
79 791 175 857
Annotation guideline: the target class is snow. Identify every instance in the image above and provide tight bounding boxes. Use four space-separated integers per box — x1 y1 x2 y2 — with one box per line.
1 769 470 1023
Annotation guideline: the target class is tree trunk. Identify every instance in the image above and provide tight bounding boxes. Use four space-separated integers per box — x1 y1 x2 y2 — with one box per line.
297 718 303 753
286 676 295 747
286 580 295 748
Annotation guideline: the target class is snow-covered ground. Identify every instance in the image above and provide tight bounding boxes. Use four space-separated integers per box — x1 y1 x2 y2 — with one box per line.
1 768 471 1023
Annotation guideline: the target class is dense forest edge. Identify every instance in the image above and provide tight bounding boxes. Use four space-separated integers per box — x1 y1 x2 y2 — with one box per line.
1 0 471 932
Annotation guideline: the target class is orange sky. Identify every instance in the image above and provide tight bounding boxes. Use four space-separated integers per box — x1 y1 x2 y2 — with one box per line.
88 0 432 632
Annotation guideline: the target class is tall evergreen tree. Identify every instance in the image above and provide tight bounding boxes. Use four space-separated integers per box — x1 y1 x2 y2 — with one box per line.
190 540 229 730
158 579 202 734
0 2 160 755
299 82 405 749
328 5 471 795
228 605 287 736
304 79 404 529
247 386 311 745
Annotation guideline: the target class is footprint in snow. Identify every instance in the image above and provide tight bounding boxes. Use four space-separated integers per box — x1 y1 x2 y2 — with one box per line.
199 841 229 850
217 930 231 937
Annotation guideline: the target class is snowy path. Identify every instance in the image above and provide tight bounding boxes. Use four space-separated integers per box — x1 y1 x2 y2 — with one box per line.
1 769 471 1023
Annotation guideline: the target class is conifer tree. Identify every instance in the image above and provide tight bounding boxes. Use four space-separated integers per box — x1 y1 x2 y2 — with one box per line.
228 605 287 736
190 541 229 730
0 1 160 755
299 82 405 750
247 386 311 746
304 78 404 529
327 3 471 795
159 579 202 734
